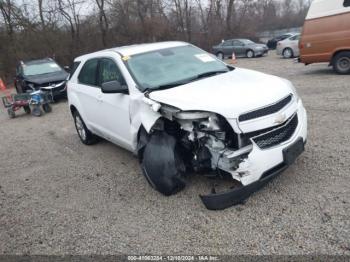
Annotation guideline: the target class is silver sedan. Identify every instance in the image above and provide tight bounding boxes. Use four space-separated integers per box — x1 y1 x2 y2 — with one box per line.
276 34 301 59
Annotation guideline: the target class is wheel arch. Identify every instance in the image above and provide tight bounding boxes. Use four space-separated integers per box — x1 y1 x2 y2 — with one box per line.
330 49 350 66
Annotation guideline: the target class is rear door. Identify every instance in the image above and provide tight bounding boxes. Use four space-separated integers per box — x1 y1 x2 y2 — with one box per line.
75 58 102 135
221 40 234 56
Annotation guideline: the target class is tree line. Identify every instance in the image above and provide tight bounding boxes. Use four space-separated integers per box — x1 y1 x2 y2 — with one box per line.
0 0 311 82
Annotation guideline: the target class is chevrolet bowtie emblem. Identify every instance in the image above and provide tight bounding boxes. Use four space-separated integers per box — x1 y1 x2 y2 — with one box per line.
274 113 287 124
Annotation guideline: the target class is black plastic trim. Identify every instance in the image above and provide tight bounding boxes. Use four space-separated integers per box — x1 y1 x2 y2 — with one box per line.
239 94 293 122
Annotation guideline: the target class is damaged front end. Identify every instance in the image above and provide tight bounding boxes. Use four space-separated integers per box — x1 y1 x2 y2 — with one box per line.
138 97 306 210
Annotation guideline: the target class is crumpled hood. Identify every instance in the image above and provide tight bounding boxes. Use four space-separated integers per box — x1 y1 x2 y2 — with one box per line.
148 67 294 119
25 71 69 85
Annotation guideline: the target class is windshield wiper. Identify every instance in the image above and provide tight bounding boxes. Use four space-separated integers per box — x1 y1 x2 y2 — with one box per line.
147 78 195 93
144 70 229 93
195 70 229 80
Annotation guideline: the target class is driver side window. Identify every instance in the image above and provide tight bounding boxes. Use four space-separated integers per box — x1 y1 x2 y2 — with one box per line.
344 0 350 7
98 58 126 86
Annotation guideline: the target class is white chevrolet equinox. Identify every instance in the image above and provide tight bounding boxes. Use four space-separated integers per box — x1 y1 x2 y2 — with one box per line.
68 41 307 210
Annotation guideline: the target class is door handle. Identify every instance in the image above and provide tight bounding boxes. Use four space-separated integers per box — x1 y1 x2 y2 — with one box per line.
97 95 103 102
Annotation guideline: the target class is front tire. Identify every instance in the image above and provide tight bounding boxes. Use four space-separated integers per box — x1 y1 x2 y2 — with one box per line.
139 131 186 196
333 51 350 75
283 48 294 59
73 111 98 145
246 50 254 58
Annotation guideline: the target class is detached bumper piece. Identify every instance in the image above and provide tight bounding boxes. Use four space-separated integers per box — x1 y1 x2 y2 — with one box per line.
200 137 305 210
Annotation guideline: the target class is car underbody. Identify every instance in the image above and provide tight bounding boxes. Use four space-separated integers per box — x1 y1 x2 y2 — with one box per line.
136 95 307 210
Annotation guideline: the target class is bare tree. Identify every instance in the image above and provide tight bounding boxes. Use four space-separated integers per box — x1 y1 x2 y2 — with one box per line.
95 0 109 47
0 0 312 82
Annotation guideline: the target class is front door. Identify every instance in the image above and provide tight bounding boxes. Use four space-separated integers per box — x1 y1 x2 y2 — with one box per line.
95 57 132 150
232 40 245 57
290 35 301 56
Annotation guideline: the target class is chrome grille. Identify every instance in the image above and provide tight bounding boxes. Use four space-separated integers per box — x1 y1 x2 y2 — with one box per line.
239 94 293 122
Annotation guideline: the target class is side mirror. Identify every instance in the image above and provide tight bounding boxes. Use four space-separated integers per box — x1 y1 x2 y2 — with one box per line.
101 80 129 94
64 66 71 73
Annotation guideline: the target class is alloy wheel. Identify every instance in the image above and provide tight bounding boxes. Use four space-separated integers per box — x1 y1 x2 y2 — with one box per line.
75 115 86 141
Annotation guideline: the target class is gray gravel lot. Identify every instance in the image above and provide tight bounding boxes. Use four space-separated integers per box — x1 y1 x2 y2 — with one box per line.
0 53 349 255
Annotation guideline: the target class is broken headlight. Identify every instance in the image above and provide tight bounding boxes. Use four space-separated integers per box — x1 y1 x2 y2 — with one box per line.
174 111 222 132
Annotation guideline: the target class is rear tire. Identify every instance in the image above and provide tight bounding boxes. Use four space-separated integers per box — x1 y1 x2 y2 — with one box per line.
283 48 294 59
73 111 98 145
216 52 224 60
246 50 254 58
333 51 350 75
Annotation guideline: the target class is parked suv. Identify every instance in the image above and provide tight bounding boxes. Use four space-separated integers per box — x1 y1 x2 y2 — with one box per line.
68 41 307 210
15 58 69 99
212 39 268 59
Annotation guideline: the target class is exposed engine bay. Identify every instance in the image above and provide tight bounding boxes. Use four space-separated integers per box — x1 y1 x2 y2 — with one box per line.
137 95 306 210
138 101 257 202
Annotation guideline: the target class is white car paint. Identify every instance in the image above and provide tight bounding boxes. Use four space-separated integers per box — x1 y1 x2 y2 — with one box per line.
68 41 307 192
276 34 301 58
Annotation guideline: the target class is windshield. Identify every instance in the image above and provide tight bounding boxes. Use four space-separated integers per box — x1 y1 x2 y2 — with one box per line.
240 39 255 45
23 61 63 76
126 45 229 91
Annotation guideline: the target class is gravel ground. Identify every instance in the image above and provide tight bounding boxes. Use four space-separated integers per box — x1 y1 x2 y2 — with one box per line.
0 53 349 256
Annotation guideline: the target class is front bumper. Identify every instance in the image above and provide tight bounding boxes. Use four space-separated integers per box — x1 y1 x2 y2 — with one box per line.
201 101 307 210
255 49 268 56
276 47 283 56
41 84 67 98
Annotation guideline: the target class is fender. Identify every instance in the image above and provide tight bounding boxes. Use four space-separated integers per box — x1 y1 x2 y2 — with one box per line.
129 94 162 153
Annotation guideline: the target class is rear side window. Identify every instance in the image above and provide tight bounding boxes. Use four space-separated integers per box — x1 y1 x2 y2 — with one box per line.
344 0 350 7
222 40 233 46
78 59 98 86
